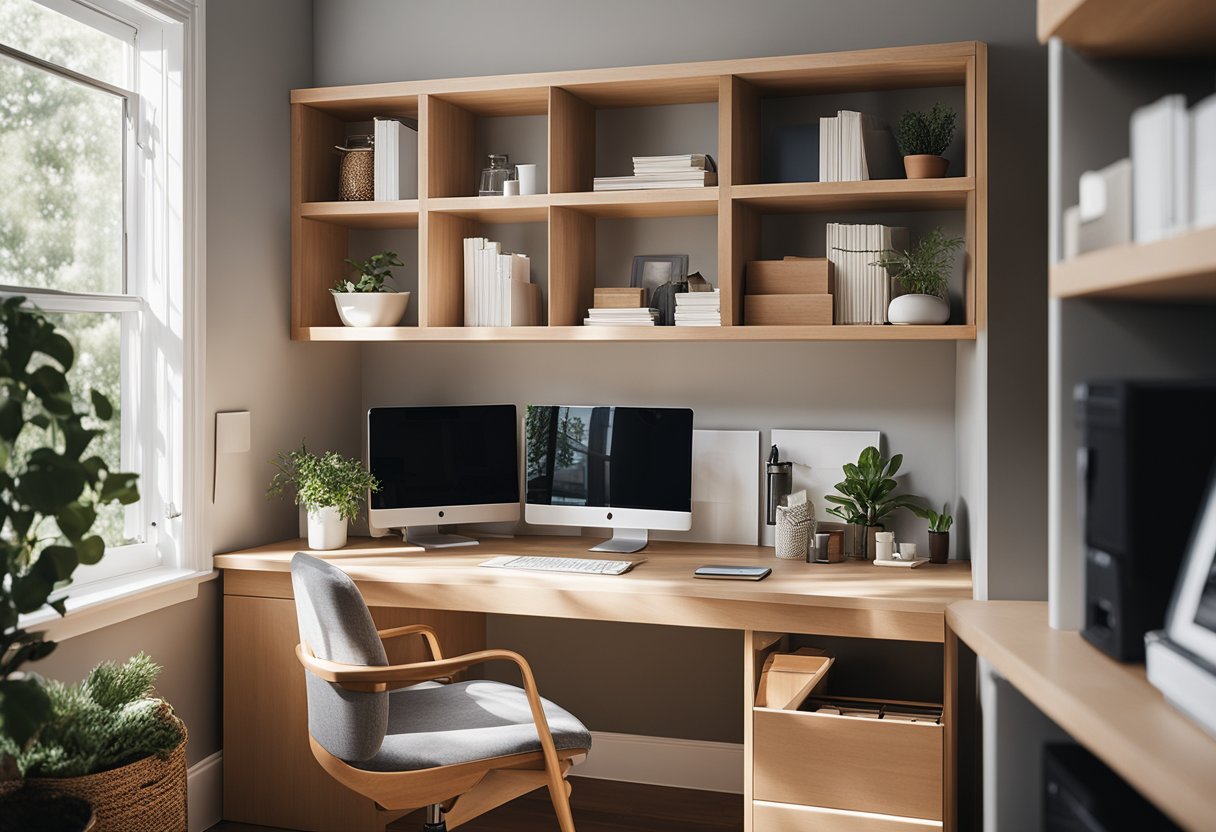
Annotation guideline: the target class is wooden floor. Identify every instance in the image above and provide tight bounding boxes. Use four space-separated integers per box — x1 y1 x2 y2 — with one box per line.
209 777 743 832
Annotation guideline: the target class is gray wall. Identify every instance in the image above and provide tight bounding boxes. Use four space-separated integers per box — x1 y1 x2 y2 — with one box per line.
315 0 1050 742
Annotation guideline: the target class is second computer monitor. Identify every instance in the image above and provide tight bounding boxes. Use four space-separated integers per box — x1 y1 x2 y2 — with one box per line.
524 405 693 553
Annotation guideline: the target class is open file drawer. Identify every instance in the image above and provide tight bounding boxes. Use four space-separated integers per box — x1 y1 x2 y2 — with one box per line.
752 647 943 823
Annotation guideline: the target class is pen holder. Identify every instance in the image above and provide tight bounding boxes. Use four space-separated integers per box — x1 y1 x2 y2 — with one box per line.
775 502 815 560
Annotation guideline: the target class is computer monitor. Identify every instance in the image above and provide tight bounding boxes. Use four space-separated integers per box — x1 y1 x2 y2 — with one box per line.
368 405 520 549
524 405 693 553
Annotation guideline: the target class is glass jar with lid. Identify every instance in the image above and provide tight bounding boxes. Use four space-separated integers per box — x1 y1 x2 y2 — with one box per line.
335 134 374 201
478 154 512 196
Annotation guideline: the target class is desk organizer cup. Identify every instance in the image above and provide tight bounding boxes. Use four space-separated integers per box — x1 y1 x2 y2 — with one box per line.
776 500 815 560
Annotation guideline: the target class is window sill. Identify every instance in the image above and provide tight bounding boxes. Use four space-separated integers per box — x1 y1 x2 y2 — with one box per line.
18 567 217 643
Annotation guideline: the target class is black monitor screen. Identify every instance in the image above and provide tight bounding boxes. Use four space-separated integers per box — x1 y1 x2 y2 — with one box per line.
525 406 693 512
368 405 519 509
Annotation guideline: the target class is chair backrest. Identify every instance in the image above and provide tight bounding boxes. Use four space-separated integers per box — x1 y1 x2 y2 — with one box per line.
290 553 389 762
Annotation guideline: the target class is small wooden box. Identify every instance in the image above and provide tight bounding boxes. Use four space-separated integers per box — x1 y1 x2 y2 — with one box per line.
746 259 834 295
744 294 833 325
592 287 646 308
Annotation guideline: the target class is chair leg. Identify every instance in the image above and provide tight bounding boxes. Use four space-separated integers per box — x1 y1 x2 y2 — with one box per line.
544 765 576 832
422 803 446 832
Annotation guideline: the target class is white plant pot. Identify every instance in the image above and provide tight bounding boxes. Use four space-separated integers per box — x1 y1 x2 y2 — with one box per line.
307 506 348 550
887 293 950 325
332 291 410 327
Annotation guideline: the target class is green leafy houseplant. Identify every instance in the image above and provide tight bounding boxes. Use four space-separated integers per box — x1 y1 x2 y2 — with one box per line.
825 446 923 529
331 251 404 294
913 502 954 533
895 102 957 157
873 227 964 299
0 298 139 762
267 444 380 523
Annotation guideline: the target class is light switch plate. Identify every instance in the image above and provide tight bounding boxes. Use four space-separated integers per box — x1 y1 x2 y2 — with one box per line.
216 411 251 454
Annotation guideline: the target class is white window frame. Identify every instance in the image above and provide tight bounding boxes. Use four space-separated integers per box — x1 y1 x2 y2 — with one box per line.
5 0 209 639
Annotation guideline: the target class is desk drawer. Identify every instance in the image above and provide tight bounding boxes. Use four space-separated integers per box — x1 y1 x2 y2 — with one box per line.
754 800 942 831
753 702 943 820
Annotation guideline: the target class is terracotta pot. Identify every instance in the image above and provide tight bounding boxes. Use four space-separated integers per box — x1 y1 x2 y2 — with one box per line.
903 154 949 179
929 531 949 564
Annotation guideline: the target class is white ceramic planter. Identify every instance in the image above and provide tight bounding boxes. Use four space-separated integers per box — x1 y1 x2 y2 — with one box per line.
332 291 411 327
888 293 950 325
307 506 348 550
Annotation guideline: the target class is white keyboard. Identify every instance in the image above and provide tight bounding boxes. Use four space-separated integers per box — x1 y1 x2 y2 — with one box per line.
480 555 641 575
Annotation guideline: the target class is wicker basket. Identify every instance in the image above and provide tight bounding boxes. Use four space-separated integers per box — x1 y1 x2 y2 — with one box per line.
26 724 187 832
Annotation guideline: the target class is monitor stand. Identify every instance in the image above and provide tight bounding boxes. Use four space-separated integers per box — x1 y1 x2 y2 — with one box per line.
404 525 478 549
590 528 649 554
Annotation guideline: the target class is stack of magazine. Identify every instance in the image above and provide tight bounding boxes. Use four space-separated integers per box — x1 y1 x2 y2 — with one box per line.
826 223 907 325
593 154 717 191
674 289 721 327
462 237 539 326
818 111 899 183
583 308 658 326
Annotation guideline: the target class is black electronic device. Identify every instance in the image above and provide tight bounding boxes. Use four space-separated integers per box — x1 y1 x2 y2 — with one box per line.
1076 380 1216 660
1043 743 1179 831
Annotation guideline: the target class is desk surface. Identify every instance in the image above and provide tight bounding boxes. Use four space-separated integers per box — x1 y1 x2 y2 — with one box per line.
217 535 973 642
947 600 1216 831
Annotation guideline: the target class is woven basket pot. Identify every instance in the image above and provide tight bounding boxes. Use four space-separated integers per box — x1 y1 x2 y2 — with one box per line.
26 725 187 832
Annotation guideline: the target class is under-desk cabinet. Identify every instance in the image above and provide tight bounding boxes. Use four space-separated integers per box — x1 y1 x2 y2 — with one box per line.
746 633 945 831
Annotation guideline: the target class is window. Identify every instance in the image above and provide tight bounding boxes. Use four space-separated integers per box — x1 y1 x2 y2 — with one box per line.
1 0 202 600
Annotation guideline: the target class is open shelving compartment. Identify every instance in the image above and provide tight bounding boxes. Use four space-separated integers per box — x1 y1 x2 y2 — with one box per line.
290 41 986 343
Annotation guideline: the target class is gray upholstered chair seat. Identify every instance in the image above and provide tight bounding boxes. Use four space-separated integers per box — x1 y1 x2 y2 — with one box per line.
352 680 592 772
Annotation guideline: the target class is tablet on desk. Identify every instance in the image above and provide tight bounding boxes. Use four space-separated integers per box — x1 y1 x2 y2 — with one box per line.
694 565 771 581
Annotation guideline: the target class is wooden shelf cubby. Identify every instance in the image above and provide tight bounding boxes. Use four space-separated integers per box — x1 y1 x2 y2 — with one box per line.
1050 225 1216 302
291 41 987 341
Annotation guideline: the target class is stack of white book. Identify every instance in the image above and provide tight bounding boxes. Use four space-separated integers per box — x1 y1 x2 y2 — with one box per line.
462 237 540 327
674 289 722 327
373 117 419 200
826 223 908 325
593 154 717 191
1131 92 1216 242
818 111 899 183
584 308 659 326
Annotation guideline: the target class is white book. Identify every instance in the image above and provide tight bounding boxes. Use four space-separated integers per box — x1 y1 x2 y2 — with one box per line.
819 118 831 183
398 120 419 200
1193 93 1216 229
463 237 483 326
1132 94 1187 243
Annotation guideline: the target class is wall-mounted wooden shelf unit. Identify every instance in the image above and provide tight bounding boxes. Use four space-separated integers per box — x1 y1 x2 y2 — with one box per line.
1037 0 1216 56
291 42 987 343
1050 225 1216 302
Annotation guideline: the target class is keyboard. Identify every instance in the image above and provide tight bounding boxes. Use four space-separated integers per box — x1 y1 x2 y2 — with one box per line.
480 555 641 576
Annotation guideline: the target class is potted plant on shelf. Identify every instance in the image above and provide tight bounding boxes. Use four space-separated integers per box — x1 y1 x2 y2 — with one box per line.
874 226 963 326
913 502 954 564
268 444 380 550
0 298 140 830
895 102 957 179
331 250 410 327
11 654 187 832
825 446 923 560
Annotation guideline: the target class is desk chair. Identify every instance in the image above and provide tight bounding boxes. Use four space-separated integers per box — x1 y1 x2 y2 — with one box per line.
290 553 591 831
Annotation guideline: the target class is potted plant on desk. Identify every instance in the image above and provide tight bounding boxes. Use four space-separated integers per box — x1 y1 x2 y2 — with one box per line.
331 250 410 327
874 227 963 326
913 502 954 564
268 444 380 550
825 446 922 560
895 102 957 179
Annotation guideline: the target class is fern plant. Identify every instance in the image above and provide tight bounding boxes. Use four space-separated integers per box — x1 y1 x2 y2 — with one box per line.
8 653 182 778
872 227 963 298
895 103 957 157
267 444 380 523
331 251 404 294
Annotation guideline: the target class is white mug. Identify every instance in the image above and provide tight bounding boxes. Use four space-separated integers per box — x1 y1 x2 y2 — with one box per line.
874 531 895 561
516 163 538 195
502 179 520 196
899 542 918 560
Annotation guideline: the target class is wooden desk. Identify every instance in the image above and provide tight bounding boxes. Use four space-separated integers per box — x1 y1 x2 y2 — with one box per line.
217 536 973 832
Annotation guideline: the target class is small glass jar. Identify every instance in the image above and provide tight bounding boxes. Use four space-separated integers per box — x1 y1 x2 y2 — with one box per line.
478 154 512 196
335 134 374 201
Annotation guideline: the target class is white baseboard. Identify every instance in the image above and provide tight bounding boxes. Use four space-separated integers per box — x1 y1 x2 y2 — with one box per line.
187 750 223 832
576 732 743 794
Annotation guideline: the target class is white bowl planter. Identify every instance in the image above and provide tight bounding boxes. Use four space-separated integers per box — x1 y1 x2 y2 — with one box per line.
888 294 950 325
333 291 410 327
307 506 348 550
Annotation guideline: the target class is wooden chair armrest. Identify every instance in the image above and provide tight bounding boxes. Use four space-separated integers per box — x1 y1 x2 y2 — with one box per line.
376 624 444 660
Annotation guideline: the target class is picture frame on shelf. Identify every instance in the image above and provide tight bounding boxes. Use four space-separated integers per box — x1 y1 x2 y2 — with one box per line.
630 254 689 307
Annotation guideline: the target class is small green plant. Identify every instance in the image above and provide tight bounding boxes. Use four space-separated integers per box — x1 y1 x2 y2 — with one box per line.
825 446 923 528
0 298 139 762
6 653 183 778
895 103 957 157
267 444 380 523
873 227 963 298
331 250 404 294
913 502 954 533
